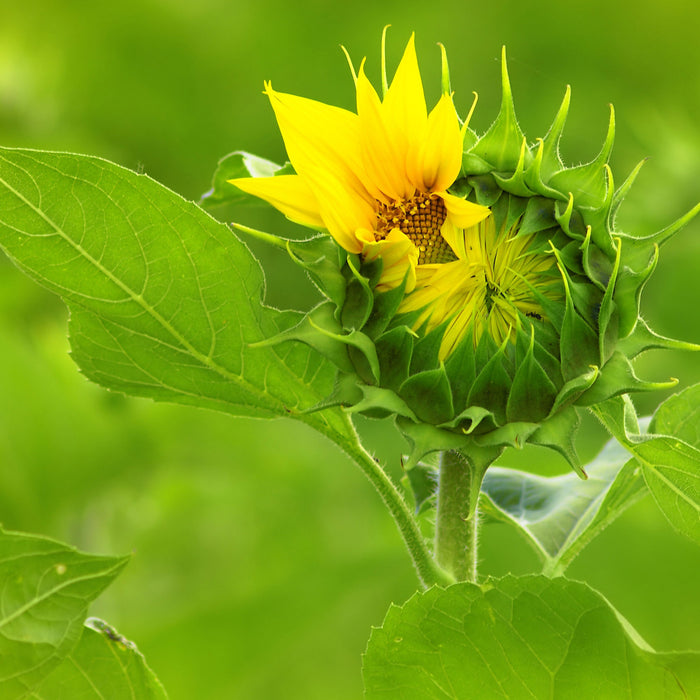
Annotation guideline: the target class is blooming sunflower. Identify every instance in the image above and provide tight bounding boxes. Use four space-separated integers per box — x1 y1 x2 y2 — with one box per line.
230 34 491 293
222 35 696 471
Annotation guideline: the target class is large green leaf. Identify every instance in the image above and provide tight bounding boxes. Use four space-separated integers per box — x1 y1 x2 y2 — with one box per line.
592 391 700 545
363 575 699 699
29 618 167 699
480 432 646 575
0 147 346 441
0 528 129 698
0 147 439 589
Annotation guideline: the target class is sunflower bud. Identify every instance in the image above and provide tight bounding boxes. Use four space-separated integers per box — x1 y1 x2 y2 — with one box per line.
232 38 699 473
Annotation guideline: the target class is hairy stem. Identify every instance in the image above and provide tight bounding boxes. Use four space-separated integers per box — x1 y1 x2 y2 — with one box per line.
435 450 481 583
332 415 453 589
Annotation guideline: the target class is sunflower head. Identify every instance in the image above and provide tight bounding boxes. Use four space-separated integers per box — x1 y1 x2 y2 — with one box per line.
230 37 699 472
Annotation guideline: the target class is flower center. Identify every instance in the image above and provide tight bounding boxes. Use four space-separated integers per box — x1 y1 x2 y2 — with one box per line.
375 193 457 265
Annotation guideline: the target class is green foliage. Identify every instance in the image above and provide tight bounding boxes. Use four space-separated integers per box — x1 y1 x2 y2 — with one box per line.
0 528 130 697
593 392 700 545
29 619 167 699
0 149 330 420
481 434 646 575
363 575 700 699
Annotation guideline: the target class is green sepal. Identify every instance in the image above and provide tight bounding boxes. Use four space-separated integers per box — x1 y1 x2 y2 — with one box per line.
286 235 348 308
507 328 558 423
547 104 615 210
504 194 530 233
532 85 570 181
579 351 678 406
529 406 584 477
473 329 502 375
473 421 539 449
363 276 408 339
467 339 512 425
400 366 455 425
517 196 559 237
444 329 477 410
493 139 536 197
616 317 700 359
470 47 530 173
341 256 373 330
581 227 614 290
460 152 494 176
200 150 290 208
395 418 480 470
345 383 419 421
554 194 587 241
375 326 414 391
557 256 599 380
597 238 622 363
249 303 354 373
618 201 700 253
410 322 447 374
615 243 658 337
550 365 599 414
609 158 646 225
440 406 495 433
466 173 503 206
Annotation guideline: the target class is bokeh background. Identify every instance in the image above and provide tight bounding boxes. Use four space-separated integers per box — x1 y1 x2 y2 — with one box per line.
1 1 699 697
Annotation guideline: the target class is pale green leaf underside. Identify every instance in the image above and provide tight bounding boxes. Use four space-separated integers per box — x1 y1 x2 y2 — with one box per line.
363 575 699 700
29 618 167 699
0 528 129 698
593 391 700 545
0 148 347 442
481 433 646 574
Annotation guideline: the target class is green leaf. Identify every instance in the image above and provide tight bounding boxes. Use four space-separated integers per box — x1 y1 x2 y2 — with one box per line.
593 391 700 545
0 148 443 590
0 528 129 698
480 432 646 575
0 147 348 441
363 575 699 699
30 618 167 699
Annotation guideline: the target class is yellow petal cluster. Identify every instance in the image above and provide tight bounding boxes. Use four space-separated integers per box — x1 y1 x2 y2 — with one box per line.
230 35 490 292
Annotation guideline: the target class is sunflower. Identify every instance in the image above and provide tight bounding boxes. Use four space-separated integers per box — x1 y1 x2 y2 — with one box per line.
230 34 490 293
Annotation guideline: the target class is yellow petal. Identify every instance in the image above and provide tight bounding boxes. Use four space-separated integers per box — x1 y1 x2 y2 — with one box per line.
415 94 463 192
230 174 325 230
383 34 428 170
442 193 492 229
264 82 375 248
362 228 418 292
356 66 412 202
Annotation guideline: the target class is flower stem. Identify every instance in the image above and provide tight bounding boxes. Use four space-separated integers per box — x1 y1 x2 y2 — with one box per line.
435 450 481 583
332 416 453 589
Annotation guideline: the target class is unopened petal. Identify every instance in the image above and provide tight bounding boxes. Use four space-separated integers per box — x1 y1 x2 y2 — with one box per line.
442 192 492 229
362 228 418 292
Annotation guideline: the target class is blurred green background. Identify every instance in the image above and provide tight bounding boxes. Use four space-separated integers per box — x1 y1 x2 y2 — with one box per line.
1 1 699 697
